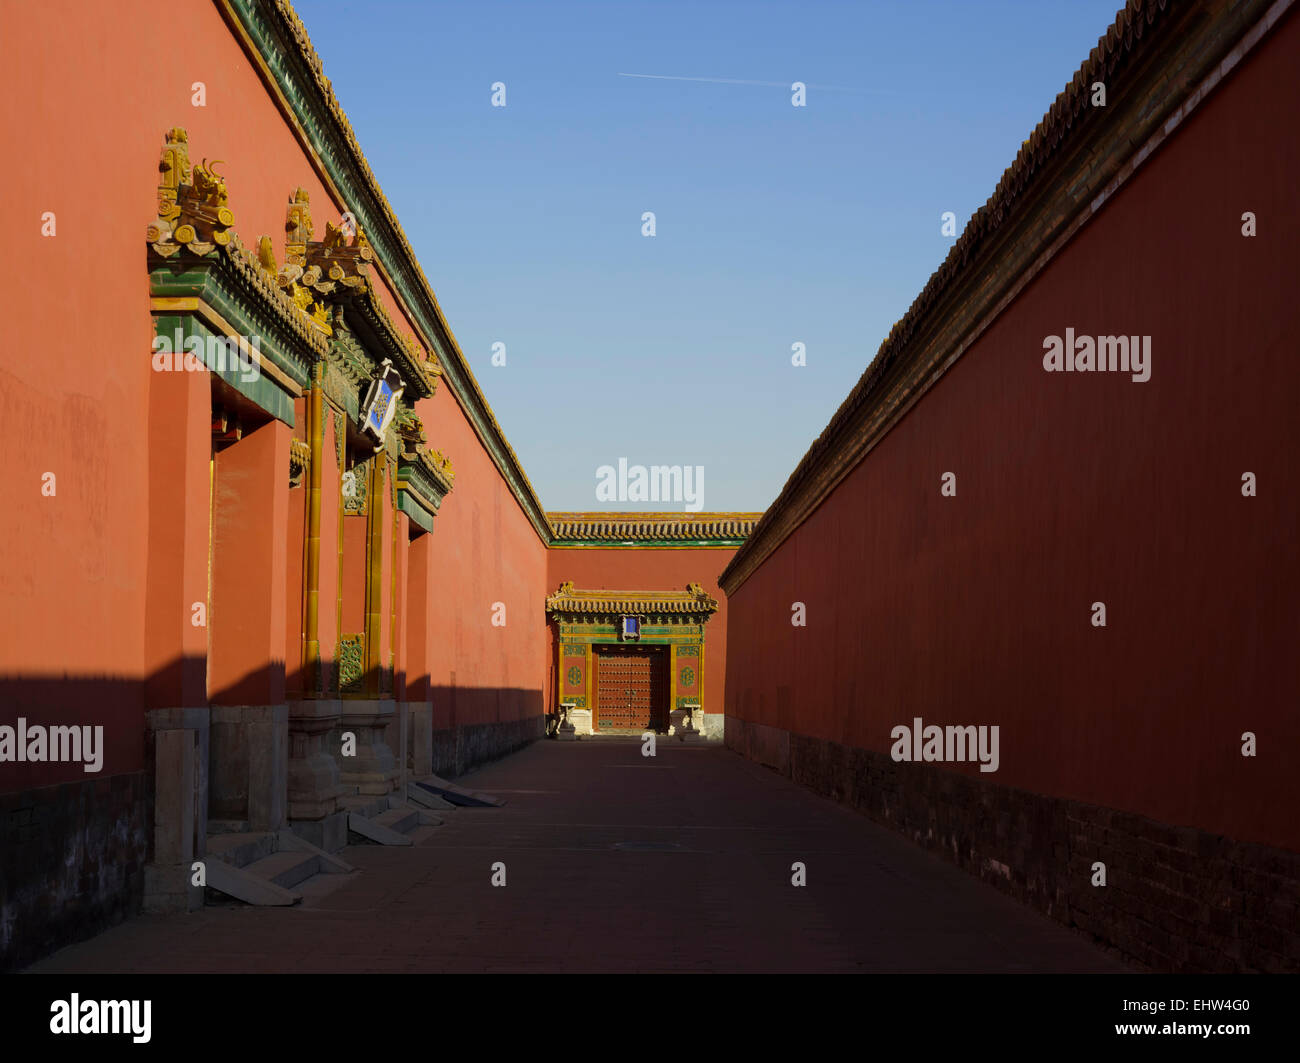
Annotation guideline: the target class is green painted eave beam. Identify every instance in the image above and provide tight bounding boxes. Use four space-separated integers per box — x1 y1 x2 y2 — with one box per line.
150 262 315 391
397 491 436 536
152 311 296 426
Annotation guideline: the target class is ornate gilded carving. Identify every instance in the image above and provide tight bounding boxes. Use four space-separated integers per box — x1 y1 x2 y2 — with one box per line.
336 633 364 694
394 405 426 461
289 437 311 487
273 186 372 332
333 409 344 466
326 310 373 392
147 128 234 255
146 128 331 359
424 449 454 488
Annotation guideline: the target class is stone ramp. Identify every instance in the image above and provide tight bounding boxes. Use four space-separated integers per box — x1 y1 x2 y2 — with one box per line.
410 773 506 808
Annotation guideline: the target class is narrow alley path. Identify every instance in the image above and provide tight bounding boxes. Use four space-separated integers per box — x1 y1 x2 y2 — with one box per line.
31 740 1129 973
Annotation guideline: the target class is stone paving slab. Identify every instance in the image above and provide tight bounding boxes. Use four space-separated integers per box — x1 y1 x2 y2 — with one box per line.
28 740 1129 973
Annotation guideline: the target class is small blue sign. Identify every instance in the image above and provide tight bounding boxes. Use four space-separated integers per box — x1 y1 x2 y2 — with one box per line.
366 378 394 436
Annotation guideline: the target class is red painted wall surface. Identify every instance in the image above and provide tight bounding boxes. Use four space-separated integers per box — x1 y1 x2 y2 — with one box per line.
547 547 737 716
416 385 550 730
0 0 549 789
725 12 1300 853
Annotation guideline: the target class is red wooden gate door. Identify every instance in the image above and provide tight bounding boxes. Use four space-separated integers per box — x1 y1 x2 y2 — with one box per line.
594 646 667 731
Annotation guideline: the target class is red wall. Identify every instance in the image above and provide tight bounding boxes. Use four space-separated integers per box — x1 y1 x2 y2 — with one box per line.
725 11 1300 852
0 0 549 789
547 547 737 716
414 387 550 730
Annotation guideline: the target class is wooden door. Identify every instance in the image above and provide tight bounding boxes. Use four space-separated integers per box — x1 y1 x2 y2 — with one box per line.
594 646 667 731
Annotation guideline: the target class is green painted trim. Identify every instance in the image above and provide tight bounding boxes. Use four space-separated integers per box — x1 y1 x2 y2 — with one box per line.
152 311 296 425
397 491 435 535
151 255 317 396
228 0 552 543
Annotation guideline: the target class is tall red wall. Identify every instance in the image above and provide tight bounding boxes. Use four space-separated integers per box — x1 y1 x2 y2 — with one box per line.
547 547 736 716
725 10 1300 853
0 0 549 789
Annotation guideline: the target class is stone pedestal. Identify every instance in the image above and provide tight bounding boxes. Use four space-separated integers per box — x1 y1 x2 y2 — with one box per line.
287 699 347 849
568 708 593 736
335 699 399 796
555 703 577 741
670 701 702 743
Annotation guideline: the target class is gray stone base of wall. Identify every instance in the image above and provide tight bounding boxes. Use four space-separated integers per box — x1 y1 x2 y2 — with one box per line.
726 717 1300 973
1 770 150 973
428 716 545 778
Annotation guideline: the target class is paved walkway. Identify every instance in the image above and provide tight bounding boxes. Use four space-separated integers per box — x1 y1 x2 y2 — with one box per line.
30 739 1128 973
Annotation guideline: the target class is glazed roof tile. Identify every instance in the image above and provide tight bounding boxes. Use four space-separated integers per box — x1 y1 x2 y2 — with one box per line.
546 512 763 543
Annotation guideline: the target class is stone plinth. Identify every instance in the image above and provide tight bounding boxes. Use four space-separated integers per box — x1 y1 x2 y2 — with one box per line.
288 698 345 824
334 699 399 796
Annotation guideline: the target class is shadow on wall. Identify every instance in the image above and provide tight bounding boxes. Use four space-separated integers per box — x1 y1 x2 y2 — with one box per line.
423 686 545 778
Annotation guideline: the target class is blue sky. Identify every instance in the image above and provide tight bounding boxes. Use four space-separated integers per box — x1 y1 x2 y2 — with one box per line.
295 0 1122 513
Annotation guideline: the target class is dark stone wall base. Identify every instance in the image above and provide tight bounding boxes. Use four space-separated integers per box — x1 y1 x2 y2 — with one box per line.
727 717 1300 973
428 715 545 779
1 771 150 973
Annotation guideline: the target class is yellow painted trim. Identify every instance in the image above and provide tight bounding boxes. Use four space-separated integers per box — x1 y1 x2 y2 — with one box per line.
547 543 743 551
363 456 385 695
302 366 324 691
150 296 200 312
586 643 593 726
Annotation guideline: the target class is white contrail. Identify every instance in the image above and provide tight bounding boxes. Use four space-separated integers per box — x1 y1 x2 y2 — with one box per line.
616 72 888 94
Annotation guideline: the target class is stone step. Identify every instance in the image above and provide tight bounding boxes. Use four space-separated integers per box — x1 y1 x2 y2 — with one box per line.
205 831 276 869
203 856 301 906
243 850 322 890
347 810 412 846
373 806 420 835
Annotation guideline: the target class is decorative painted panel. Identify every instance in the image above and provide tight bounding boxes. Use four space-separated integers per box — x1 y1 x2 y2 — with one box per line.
337 633 364 694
